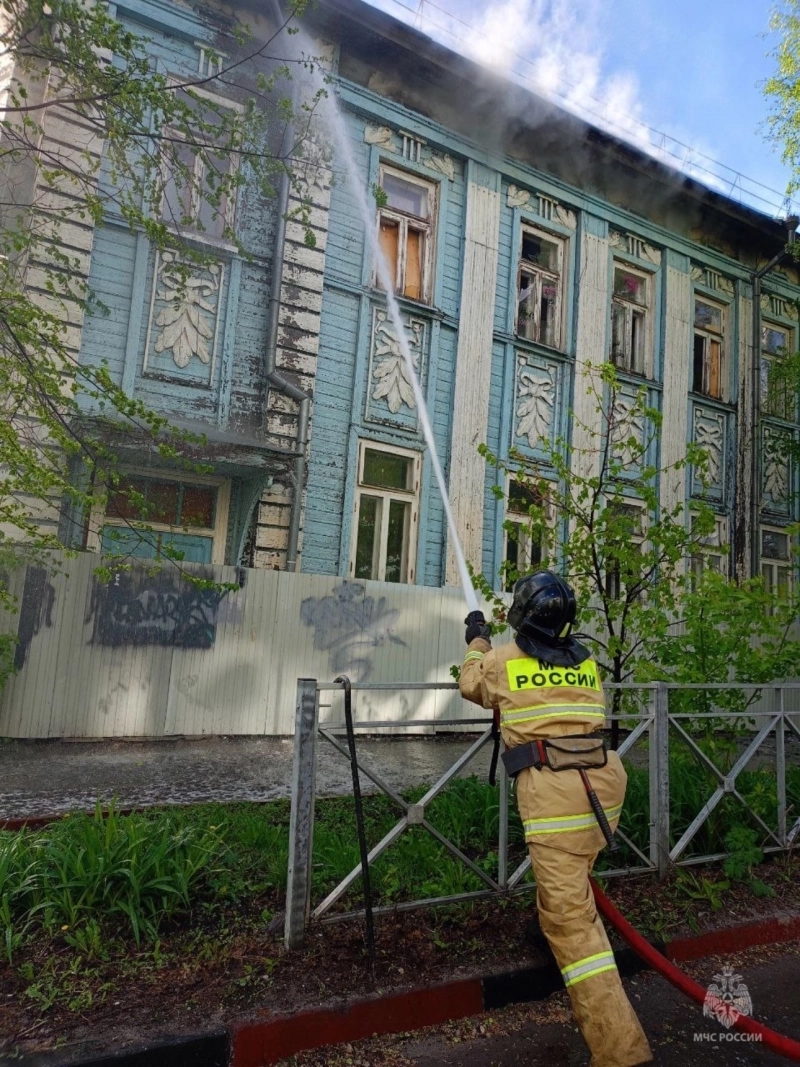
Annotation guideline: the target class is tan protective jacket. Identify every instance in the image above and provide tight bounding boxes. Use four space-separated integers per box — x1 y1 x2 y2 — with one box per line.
460 636 626 853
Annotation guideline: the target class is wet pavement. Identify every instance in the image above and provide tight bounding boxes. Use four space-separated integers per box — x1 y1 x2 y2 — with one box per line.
0 735 496 820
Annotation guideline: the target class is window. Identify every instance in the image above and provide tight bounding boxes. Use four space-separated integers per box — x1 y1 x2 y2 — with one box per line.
761 322 795 421
351 444 420 583
503 478 552 590
690 514 728 584
161 88 240 241
516 227 564 348
92 473 230 564
604 501 644 600
376 167 435 303
761 526 793 601
692 297 725 399
611 264 650 375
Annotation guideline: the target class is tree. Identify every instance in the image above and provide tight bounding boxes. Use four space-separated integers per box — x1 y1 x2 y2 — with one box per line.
474 363 800 748
0 0 324 681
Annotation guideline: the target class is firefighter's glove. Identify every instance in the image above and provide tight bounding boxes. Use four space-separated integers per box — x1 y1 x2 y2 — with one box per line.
464 610 491 644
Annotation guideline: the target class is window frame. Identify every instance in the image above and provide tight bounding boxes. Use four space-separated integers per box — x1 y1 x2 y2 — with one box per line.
610 260 653 377
515 224 566 350
760 319 796 422
160 81 243 245
603 499 646 601
87 469 231 565
375 164 437 305
689 513 729 583
349 441 421 584
502 475 554 590
760 524 794 602
692 294 727 401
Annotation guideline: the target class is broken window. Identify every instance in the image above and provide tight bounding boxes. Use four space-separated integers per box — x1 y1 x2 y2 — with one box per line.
760 322 795 421
516 228 564 349
761 526 793 610
161 87 240 241
611 265 649 375
376 167 435 303
692 297 725 399
351 443 420 584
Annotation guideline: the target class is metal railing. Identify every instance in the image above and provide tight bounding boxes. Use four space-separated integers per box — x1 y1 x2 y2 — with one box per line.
284 678 800 948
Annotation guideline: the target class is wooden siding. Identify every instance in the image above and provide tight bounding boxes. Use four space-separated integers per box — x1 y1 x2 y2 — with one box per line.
570 219 609 479
0 554 502 737
660 253 692 516
445 165 501 587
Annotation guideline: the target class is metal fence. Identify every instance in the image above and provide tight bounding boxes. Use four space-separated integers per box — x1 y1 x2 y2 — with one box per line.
284 678 800 948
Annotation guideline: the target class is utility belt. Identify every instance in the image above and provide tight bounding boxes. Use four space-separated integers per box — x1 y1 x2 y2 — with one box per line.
501 734 607 777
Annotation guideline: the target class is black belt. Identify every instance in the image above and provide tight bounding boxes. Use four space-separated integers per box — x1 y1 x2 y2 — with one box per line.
500 734 607 777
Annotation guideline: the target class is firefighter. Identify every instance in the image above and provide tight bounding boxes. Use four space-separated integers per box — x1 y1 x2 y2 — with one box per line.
459 570 652 1067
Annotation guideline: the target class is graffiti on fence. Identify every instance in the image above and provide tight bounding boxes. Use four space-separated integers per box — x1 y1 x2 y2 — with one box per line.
14 566 56 669
86 567 245 649
300 580 406 681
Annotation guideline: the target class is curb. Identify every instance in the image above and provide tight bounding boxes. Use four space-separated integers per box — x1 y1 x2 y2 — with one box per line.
14 910 799 1067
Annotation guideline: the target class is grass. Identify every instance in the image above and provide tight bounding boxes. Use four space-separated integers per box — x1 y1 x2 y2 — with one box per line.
1 750 798 963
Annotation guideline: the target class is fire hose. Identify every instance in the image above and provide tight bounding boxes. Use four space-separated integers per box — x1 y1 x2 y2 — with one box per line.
590 876 800 1061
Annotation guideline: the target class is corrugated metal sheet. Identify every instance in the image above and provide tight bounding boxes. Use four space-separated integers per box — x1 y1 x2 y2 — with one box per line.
0 554 497 738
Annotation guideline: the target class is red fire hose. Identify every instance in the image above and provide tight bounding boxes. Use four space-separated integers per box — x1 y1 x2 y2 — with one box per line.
590 878 800 1061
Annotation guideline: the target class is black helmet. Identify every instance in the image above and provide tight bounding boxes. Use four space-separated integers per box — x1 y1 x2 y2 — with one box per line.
507 570 576 644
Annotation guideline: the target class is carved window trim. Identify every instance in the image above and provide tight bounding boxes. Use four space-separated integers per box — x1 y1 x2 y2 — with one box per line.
516 225 566 351
87 468 231 565
161 80 243 247
375 164 437 304
349 441 421 584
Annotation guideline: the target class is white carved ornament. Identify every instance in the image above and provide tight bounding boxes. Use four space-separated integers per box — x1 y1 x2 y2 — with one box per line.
610 392 645 468
763 427 790 503
507 184 532 208
371 311 424 414
425 151 454 180
515 357 557 448
693 409 724 487
364 125 396 151
152 251 222 369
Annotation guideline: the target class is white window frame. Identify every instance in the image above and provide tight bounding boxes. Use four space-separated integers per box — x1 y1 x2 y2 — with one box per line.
692 294 727 400
760 524 794 602
604 499 646 601
375 164 436 304
689 513 729 582
760 319 795 422
87 469 231 565
161 81 242 244
349 441 421 584
503 476 554 589
610 260 652 377
516 225 565 350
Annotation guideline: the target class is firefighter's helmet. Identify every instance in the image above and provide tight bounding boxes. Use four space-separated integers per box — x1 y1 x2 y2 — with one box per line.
507 570 577 645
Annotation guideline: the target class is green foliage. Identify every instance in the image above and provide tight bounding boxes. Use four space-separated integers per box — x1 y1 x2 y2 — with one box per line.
0 0 325 650
766 1 800 195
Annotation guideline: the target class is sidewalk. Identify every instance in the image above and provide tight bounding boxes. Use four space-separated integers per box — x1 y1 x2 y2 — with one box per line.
0 735 495 820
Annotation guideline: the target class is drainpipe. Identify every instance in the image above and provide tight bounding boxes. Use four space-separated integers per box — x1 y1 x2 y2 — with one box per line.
264 15 311 574
748 216 798 579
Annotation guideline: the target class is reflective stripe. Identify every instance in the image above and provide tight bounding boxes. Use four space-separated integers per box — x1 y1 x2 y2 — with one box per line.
561 951 618 987
464 651 485 663
523 803 622 837
501 704 605 725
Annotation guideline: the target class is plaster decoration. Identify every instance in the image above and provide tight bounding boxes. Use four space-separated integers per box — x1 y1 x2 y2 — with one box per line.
371 310 425 414
763 427 790 505
716 275 734 296
151 251 222 370
639 242 662 267
611 230 660 264
609 229 626 250
691 265 705 282
425 151 455 181
364 124 396 151
610 391 645 468
508 184 532 208
515 356 557 448
786 303 799 321
693 408 725 487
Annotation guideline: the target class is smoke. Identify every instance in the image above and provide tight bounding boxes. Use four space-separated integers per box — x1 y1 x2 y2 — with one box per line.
365 0 737 201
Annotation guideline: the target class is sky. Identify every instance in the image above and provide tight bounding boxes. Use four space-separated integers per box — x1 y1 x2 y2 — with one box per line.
362 0 795 220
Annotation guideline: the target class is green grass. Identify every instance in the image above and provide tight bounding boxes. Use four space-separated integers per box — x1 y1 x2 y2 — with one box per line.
1 752 798 961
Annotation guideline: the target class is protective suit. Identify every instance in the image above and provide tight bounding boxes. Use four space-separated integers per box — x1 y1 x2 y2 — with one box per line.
459 573 651 1067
